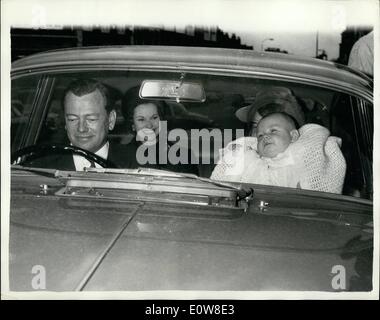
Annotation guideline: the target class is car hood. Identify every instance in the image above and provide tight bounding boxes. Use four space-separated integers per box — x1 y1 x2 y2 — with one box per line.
9 170 373 292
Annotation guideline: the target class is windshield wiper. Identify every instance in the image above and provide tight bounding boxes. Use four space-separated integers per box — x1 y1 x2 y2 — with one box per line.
79 167 254 209
11 165 59 178
12 165 254 203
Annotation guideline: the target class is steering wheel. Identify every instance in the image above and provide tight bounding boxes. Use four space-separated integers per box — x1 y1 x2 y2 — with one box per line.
11 144 117 168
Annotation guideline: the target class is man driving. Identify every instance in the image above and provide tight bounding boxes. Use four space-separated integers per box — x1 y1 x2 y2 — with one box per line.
62 79 117 170
31 79 130 170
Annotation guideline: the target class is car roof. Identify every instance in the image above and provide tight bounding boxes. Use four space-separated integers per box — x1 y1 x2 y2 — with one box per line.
11 45 373 101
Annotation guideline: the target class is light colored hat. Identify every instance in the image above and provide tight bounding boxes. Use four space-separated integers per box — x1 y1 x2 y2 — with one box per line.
235 86 305 127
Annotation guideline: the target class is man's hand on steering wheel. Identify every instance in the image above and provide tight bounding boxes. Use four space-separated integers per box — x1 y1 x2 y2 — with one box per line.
11 144 117 168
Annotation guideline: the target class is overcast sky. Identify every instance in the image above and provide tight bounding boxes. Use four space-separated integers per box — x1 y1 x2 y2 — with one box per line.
233 0 376 60
2 0 378 60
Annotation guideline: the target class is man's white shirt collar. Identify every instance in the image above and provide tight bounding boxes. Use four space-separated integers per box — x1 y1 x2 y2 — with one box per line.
73 141 109 171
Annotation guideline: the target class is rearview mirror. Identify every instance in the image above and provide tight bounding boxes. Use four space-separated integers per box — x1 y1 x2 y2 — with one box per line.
140 80 206 103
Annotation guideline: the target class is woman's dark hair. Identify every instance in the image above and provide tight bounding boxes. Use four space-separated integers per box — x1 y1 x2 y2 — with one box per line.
121 86 165 129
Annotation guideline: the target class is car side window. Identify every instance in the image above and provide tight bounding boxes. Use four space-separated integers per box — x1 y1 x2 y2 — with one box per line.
11 76 42 152
352 99 373 199
36 82 67 146
330 93 373 199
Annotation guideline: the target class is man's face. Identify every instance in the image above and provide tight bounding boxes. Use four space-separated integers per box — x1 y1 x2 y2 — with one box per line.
64 90 116 153
256 113 297 158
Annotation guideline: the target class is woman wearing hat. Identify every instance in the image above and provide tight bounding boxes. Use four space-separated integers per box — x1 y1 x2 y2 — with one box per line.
211 86 346 194
235 86 306 136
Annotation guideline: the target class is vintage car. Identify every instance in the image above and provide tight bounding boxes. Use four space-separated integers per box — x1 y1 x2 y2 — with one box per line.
8 46 374 294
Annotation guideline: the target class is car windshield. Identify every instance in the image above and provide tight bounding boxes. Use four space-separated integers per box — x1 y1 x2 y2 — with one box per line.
11 69 373 200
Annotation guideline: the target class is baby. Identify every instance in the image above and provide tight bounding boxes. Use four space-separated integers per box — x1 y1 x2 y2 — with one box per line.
256 112 299 159
211 112 346 194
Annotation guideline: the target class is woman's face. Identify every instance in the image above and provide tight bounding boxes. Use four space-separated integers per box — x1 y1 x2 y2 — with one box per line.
249 111 263 136
132 103 161 136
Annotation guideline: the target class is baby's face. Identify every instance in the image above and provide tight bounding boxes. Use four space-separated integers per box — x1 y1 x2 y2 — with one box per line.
256 113 298 158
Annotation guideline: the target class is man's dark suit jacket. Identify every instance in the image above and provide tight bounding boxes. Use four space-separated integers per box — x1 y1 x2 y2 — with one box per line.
28 142 134 170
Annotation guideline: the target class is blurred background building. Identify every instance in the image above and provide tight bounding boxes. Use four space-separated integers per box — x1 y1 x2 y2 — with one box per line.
11 25 373 64
11 26 253 61
265 47 288 54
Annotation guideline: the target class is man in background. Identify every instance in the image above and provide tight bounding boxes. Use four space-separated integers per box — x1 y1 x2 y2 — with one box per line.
348 31 374 77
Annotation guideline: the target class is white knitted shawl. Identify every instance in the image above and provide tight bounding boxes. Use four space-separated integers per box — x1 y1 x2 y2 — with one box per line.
211 124 347 194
